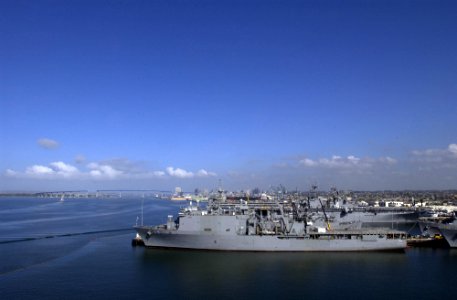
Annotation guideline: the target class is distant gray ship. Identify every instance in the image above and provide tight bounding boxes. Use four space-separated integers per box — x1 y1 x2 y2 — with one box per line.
305 199 419 231
435 223 457 247
418 211 456 247
135 196 407 251
420 220 457 248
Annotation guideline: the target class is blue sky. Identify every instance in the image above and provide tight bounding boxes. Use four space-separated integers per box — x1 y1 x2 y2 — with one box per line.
1 0 457 192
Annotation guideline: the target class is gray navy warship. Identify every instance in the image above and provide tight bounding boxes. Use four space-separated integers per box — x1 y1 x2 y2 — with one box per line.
420 219 457 248
135 190 407 251
435 223 457 247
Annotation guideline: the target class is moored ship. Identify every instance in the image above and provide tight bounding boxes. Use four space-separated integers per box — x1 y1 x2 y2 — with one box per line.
135 196 407 252
435 223 457 247
418 211 456 247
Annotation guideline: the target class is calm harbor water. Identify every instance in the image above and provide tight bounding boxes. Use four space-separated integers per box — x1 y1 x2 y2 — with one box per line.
0 197 456 300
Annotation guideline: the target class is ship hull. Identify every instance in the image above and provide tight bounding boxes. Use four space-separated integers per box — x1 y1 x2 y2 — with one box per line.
436 225 457 248
418 221 442 236
136 227 406 252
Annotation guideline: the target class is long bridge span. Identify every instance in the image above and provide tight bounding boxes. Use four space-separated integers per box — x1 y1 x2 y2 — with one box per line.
34 189 173 198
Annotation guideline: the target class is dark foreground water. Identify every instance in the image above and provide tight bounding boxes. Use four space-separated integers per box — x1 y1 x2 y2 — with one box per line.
0 197 456 300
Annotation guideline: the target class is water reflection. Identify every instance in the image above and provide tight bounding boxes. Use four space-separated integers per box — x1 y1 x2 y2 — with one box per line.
139 249 417 300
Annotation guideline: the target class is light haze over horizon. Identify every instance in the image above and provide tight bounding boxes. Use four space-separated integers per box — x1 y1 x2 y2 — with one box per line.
1 0 457 192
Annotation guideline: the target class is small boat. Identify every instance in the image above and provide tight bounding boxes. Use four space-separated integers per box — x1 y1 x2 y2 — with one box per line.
407 235 448 248
131 233 145 247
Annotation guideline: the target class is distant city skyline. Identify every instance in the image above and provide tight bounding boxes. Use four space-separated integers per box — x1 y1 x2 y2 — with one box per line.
1 1 457 192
